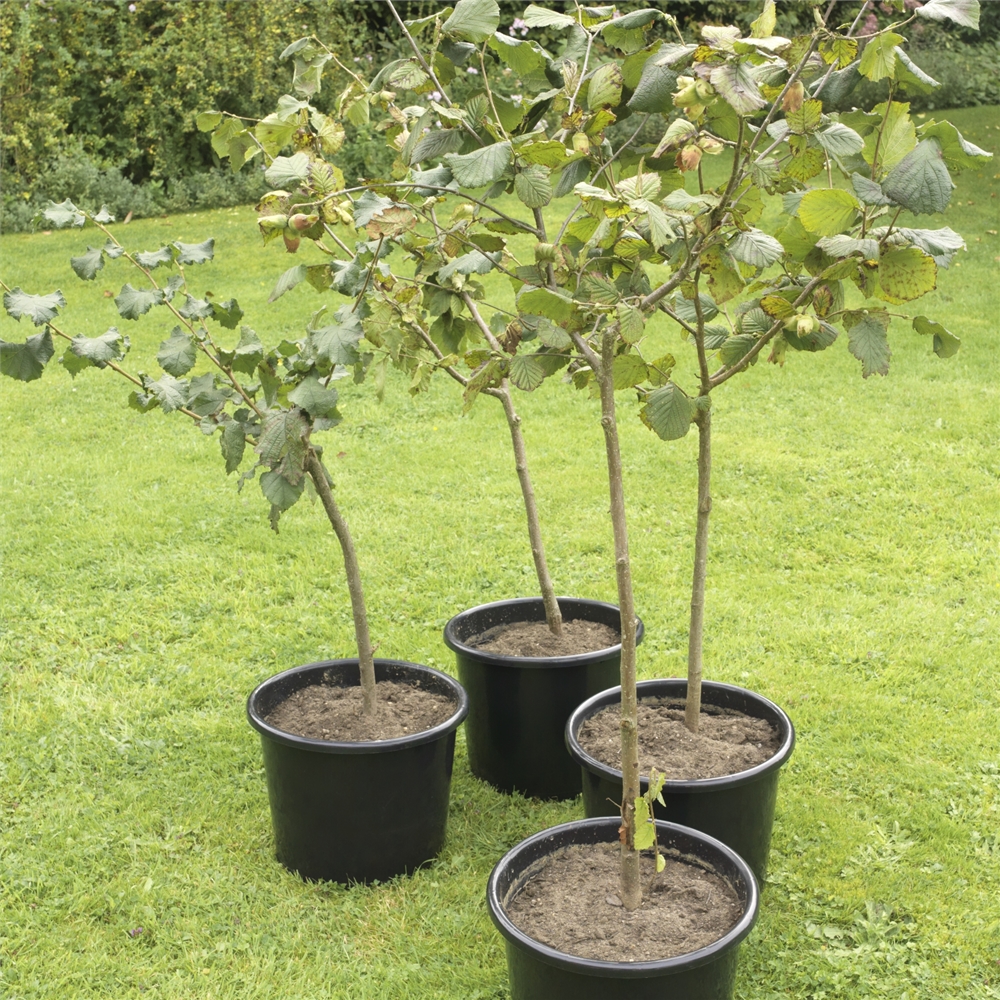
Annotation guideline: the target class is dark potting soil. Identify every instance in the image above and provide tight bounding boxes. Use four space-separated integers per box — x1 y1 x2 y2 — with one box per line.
579 697 781 780
265 680 455 742
468 618 619 657
505 841 742 962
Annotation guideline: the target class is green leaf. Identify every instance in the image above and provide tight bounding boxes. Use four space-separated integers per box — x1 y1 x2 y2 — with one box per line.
260 469 305 513
67 328 128 371
70 246 105 281
864 101 915 172
523 3 576 27
146 373 188 411
894 48 939 95
269 265 308 303
410 128 465 164
851 173 892 206
265 152 312 189
710 61 766 116
750 0 776 38
700 245 744 304
442 0 499 43
388 59 429 91
786 100 823 136
916 120 993 172
729 229 783 268
445 141 512 187
230 326 265 375
212 299 244 329
912 315 960 358
775 216 819 260
514 164 552 209
719 333 758 366
641 382 693 440
3 288 65 326
612 353 648 389
883 226 965 266
177 295 213 321
488 33 548 79
41 199 85 228
115 284 165 320
288 373 341 418
798 189 860 237
220 419 247 474
135 246 175 270
617 303 645 344
352 191 394 228
517 286 575 324
508 354 548 391
628 53 677 114
174 239 215 265
255 114 296 157
186 373 229 417
816 235 880 259
784 319 838 352
157 328 198 377
878 246 937 303
815 123 864 159
587 62 624 110
859 31 904 82
672 292 718 325
815 61 861 105
882 140 953 216
0 330 54 382
633 795 655 851
846 312 891 377
438 250 501 281
197 110 224 132
309 305 364 366
916 0 980 29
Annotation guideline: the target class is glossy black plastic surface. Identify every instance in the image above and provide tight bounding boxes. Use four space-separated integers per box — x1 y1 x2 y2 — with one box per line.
246 659 468 883
566 680 794 884
443 598 643 800
487 817 759 999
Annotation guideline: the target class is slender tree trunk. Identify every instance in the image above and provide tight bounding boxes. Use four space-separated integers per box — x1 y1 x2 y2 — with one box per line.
306 449 377 715
685 408 712 733
496 385 562 635
596 329 641 911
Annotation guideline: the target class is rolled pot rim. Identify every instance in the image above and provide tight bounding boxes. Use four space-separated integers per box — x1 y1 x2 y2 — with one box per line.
246 658 469 754
443 596 644 666
487 816 759 977
566 679 795 791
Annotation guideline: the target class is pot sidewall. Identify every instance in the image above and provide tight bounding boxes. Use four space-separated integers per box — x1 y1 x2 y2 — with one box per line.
566 680 795 884
246 659 468 883
487 817 759 1000
443 597 644 800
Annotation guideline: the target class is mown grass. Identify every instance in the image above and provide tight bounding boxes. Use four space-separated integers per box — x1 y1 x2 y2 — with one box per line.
1 105 999 999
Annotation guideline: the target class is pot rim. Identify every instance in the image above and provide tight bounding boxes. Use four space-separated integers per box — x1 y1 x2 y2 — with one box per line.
443 596 644 667
566 679 795 792
487 816 759 977
246 658 469 754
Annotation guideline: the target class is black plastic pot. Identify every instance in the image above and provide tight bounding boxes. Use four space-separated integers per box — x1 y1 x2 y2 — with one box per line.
566 680 794 884
443 598 643 800
246 658 468 883
488 816 759 1000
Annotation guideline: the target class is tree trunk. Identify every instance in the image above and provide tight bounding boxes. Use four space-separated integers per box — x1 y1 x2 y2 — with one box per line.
496 384 562 636
306 449 377 715
685 408 712 733
596 329 641 911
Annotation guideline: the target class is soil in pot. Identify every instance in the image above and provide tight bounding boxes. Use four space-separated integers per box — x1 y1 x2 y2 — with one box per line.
265 680 456 742
468 618 619 658
505 842 743 963
578 697 781 780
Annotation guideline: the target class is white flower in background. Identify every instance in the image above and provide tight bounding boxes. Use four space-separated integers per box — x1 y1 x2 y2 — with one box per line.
509 17 528 37
430 90 442 101
466 66 479 75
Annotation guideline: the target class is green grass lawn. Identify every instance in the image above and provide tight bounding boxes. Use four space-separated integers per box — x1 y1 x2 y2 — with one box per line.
1 105 999 999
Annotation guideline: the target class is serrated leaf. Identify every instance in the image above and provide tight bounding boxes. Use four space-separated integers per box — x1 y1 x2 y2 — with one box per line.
220 419 246 474
445 141 512 188
815 123 864 159
260 469 305 512
878 246 937 303
70 246 105 281
269 265 308 303
0 330 54 381
739 306 770 335
760 294 794 320
177 295 213 321
785 319 838 352
912 315 960 358
882 226 965 266
288 373 341 418
197 110 224 132
701 245 743 304
523 3 576 28
514 164 552 209
185 373 229 417
786 100 823 136
508 354 547 391
157 328 197 376
309 305 364 365
775 217 819 260
816 235 880 259
672 292 718 325
410 128 465 164
719 333 758 367
612 353 648 389
864 101 915 172
710 61 766 116
633 795 655 851
852 173 892 206
859 31 903 82
882 140 953 215
365 205 416 239
894 48 939 95
146 373 188 411
211 298 244 329
729 229 783 268
798 189 859 237
587 62 624 110
135 246 175 269
438 250 501 281
41 199 85 228
265 152 312 189
916 119 993 172
518 286 576 324
617 303 644 344
66 328 127 372
3 288 66 326
174 239 215 265
388 59 430 91
814 60 861 104
442 0 500 43
115 284 164 320
352 190 394 228
230 326 265 375
488 33 548 79
641 382 693 440
916 0 980 29
847 314 891 377
785 146 826 182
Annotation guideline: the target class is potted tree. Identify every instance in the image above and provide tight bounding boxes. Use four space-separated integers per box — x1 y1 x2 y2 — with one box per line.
0 206 468 884
199 9 645 800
